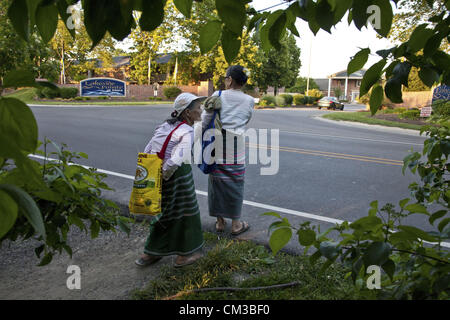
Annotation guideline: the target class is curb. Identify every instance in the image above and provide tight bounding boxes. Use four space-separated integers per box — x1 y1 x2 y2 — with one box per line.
314 115 424 137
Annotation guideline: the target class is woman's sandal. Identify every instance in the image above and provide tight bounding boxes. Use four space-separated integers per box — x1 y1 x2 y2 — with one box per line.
174 252 203 268
215 218 227 233
135 255 162 267
231 221 250 236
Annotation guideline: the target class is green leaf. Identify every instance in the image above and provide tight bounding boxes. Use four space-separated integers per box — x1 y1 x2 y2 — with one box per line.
105 0 134 41
0 184 46 240
381 258 395 280
2 69 36 88
363 241 391 266
408 24 434 53
297 229 316 246
438 218 450 233
199 20 222 54
90 220 100 239
139 0 165 32
68 214 86 231
319 241 340 260
8 0 29 41
404 203 429 215
117 217 131 235
369 84 383 115
398 225 438 242
347 48 370 76
0 189 18 239
215 0 245 36
174 0 193 18
315 0 334 33
399 198 410 209
384 78 403 103
83 0 108 48
351 0 370 30
269 227 292 256
350 216 383 231
360 59 386 97
372 0 393 38
0 98 38 153
36 3 58 43
221 27 241 64
429 210 447 225
418 66 440 87
268 11 287 50
38 252 53 266
56 0 75 38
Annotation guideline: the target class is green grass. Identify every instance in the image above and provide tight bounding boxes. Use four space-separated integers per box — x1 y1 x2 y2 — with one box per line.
3 88 172 105
4 88 37 103
130 232 376 300
322 111 424 130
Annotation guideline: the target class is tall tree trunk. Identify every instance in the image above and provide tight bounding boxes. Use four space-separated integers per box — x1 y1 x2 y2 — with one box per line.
274 85 278 96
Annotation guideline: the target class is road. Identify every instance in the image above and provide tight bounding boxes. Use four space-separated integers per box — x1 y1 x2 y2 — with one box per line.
30 104 430 253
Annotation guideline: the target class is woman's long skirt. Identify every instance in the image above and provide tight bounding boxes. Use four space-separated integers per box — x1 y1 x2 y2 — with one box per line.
208 129 245 220
144 164 204 256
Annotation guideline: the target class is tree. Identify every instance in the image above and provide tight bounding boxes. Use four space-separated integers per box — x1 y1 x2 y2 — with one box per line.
286 77 319 93
174 0 261 87
129 1 178 84
252 33 301 95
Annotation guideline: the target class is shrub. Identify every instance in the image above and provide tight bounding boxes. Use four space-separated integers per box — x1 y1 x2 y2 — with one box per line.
399 109 420 120
280 94 293 105
163 86 182 99
41 87 60 99
60 87 78 99
305 89 323 101
275 95 286 107
293 94 305 105
304 96 316 105
432 99 450 117
261 95 276 106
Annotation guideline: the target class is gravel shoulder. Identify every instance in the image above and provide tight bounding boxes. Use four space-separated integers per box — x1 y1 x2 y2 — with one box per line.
0 221 171 300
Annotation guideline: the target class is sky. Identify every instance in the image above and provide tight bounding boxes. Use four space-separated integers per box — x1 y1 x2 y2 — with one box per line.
250 0 396 79
115 0 397 80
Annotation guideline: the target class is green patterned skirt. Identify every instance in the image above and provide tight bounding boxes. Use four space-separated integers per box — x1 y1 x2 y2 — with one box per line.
144 164 204 256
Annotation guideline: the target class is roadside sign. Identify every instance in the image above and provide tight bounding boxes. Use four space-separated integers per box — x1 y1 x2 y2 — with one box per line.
420 106 432 118
80 78 126 97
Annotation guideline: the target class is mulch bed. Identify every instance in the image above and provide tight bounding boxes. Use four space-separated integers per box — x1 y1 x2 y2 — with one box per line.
372 113 428 126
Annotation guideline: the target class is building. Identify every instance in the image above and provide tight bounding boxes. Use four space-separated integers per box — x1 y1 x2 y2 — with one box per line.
314 69 366 102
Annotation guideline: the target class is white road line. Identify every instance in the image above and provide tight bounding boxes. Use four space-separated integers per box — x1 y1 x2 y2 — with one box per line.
29 154 450 248
274 129 424 146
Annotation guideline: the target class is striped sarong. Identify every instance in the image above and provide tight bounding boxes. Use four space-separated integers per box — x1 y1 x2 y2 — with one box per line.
144 164 204 256
208 129 245 220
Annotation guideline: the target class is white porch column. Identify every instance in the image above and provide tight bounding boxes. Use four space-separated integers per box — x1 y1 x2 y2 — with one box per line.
328 78 331 97
344 77 348 100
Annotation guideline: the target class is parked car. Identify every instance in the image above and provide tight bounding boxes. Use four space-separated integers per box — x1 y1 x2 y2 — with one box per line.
318 97 344 110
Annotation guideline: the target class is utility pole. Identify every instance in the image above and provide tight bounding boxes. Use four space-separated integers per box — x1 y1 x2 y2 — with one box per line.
306 35 312 94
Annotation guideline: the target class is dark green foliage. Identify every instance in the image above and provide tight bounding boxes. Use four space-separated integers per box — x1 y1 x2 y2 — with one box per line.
163 86 182 100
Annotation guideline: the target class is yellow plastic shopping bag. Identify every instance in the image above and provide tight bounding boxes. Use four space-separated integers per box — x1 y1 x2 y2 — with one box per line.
129 153 163 215
129 121 186 215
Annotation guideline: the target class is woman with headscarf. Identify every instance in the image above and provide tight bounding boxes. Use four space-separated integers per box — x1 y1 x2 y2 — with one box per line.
135 92 206 267
203 65 255 235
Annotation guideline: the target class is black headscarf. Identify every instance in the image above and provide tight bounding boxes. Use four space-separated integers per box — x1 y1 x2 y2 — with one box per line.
226 65 248 86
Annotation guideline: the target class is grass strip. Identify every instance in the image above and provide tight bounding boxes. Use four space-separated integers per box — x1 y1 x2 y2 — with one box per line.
131 232 376 300
322 111 423 131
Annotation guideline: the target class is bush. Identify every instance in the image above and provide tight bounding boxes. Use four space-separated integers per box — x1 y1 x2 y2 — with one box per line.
304 96 316 105
163 86 182 99
261 95 276 106
274 95 286 107
293 94 305 105
60 87 78 99
399 109 420 120
280 94 293 105
305 89 323 101
41 87 60 99
432 99 450 117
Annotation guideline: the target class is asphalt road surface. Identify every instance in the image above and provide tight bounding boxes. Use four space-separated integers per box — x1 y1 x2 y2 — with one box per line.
30 104 431 253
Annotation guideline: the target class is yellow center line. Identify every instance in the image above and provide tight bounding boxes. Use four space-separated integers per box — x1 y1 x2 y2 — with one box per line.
246 143 403 166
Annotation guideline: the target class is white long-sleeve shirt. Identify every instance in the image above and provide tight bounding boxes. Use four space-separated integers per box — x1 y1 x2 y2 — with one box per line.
201 89 254 135
144 121 193 180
